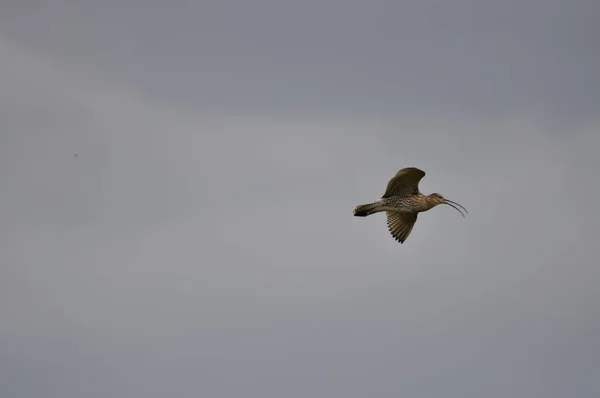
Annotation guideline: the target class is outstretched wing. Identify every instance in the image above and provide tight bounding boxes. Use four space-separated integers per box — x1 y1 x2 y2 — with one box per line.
386 212 418 243
382 167 426 198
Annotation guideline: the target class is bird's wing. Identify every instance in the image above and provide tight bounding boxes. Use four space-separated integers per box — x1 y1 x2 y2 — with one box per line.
381 167 426 198
386 212 418 243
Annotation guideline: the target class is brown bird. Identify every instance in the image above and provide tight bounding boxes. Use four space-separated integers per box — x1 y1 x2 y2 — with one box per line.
353 167 467 243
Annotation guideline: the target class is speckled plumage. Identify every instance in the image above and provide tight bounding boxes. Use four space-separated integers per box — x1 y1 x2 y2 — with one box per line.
353 167 467 244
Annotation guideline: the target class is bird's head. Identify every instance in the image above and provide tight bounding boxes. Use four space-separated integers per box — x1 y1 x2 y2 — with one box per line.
428 193 468 217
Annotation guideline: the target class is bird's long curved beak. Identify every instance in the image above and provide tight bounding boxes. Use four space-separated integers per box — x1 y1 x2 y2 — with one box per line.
443 199 468 218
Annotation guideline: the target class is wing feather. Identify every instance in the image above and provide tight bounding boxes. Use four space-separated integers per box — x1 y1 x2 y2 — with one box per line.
382 167 426 198
386 212 418 243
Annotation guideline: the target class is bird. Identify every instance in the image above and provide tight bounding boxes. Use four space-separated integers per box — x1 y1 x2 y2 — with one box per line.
353 167 467 243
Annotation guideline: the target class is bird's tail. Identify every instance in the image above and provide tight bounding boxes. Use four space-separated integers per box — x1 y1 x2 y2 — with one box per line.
353 201 383 217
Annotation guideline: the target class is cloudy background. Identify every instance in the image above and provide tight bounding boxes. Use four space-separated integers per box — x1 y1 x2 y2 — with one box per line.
1 1 599 397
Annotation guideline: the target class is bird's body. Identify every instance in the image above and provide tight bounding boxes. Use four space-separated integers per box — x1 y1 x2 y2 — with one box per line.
353 167 467 243
355 194 437 215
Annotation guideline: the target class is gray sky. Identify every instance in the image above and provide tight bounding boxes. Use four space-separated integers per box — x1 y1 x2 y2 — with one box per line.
1 1 599 397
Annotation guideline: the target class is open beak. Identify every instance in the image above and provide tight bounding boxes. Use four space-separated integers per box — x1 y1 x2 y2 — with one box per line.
443 199 468 218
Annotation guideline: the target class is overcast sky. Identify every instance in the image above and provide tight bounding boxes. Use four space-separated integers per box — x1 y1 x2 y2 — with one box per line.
1 1 599 397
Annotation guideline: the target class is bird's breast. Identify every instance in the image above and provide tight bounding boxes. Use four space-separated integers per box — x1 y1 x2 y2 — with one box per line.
381 196 431 213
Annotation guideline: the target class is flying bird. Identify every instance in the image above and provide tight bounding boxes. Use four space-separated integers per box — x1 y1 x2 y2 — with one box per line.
353 167 467 243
